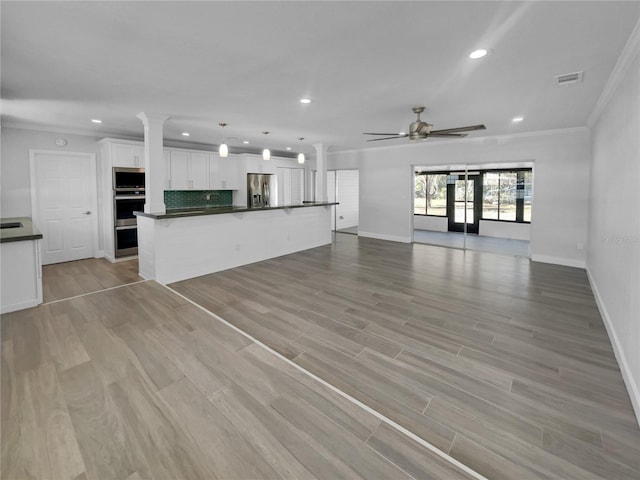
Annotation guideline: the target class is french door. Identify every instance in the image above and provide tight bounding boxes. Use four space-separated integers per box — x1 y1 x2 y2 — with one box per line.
446 174 481 234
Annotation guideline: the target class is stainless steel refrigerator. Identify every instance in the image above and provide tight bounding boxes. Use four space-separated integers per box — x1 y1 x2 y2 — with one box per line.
247 173 278 208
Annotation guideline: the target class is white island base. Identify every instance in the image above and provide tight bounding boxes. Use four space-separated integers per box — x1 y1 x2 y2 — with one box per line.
137 204 332 284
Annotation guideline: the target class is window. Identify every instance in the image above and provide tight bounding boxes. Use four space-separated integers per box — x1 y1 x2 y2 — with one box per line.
482 169 531 223
414 173 446 216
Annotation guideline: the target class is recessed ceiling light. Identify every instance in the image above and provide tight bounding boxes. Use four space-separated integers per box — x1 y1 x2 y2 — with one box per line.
181 132 190 136
512 116 524 123
243 140 249 144
286 147 292 150
300 98 311 104
469 49 488 59
91 119 102 124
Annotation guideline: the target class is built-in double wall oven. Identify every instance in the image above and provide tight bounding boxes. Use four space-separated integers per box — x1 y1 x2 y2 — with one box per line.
113 167 145 257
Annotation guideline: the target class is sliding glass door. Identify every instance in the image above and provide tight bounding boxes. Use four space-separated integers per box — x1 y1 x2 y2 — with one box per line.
446 174 481 234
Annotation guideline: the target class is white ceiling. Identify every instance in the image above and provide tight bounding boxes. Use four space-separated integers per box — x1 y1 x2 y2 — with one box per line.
2 1 639 154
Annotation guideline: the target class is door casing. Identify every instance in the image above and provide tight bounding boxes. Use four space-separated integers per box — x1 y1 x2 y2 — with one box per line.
30 149 99 265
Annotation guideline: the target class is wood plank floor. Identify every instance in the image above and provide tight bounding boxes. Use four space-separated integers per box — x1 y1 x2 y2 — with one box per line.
1 280 476 479
42 257 140 303
169 234 640 480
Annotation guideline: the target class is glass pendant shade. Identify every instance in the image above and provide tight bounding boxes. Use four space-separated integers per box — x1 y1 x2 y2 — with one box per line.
219 143 228 158
297 153 305 164
262 148 271 161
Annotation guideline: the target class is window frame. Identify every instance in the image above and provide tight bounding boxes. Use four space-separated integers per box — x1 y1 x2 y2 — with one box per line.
414 168 532 224
414 171 449 217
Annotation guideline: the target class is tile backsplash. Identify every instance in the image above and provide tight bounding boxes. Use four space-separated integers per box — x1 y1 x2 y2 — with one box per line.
164 190 233 209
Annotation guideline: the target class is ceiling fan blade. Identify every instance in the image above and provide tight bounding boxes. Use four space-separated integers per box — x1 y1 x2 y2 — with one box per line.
363 132 406 136
430 124 486 134
366 136 407 142
428 133 468 137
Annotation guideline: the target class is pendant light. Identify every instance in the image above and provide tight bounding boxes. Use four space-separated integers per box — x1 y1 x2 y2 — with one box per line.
262 131 271 161
218 123 228 158
297 137 305 164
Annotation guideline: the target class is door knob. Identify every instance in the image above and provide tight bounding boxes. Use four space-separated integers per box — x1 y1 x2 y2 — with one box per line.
83 211 92 215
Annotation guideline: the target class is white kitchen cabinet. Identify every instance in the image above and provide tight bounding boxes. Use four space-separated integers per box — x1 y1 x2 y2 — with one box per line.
164 150 171 189
1 236 43 313
113 143 144 167
167 150 190 189
210 157 240 190
190 152 210 190
166 150 210 190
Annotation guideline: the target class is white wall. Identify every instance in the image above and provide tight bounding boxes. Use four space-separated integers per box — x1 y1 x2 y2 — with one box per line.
414 215 448 232
587 23 640 423
1 127 316 212
330 128 591 266
479 220 530 240
1 127 102 217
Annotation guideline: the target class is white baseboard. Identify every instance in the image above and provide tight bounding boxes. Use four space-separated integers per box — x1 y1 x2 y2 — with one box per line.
358 231 412 243
587 267 640 427
1 299 40 314
530 254 585 269
95 250 105 258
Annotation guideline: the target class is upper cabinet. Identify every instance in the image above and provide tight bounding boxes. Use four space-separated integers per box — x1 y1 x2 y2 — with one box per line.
101 139 242 191
166 150 210 190
190 152 210 190
210 156 240 190
99 138 145 168
113 143 144 167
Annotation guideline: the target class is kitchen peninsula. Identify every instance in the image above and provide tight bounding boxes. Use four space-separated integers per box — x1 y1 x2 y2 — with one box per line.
135 202 336 284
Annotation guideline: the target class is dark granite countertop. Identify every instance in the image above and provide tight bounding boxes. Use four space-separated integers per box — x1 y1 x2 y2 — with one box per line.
134 201 339 220
0 217 43 243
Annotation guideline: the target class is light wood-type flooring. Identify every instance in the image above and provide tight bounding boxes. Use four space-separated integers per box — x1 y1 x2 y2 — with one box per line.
42 257 140 303
3 234 639 479
2 265 475 478
170 234 640 480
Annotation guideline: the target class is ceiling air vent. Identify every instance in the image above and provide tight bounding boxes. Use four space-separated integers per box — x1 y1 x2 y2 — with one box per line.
555 71 584 86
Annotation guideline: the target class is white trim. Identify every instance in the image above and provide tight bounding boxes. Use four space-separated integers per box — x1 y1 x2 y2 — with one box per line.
97 137 143 147
530 254 585 269
358 231 412 243
588 17 640 127
3 122 142 141
41 279 148 306
586 268 640 427
0 299 41 314
332 126 590 156
163 283 488 480
29 149 100 262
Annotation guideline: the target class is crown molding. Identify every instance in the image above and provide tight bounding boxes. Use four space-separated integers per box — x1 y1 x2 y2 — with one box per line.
588 16 640 127
331 126 590 157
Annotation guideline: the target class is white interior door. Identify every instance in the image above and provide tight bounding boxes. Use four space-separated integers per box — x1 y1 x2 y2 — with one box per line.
31 150 97 265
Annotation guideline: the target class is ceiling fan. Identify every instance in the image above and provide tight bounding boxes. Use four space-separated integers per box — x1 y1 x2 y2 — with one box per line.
363 107 486 142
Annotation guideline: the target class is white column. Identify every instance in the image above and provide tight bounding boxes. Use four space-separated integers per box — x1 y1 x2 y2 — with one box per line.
313 143 328 202
137 112 169 214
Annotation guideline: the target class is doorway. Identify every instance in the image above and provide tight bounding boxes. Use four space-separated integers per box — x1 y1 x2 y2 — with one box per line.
446 174 481 234
30 150 98 265
328 169 359 235
413 165 532 257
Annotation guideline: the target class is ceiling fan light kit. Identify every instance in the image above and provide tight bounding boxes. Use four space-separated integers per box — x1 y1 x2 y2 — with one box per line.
364 107 486 142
